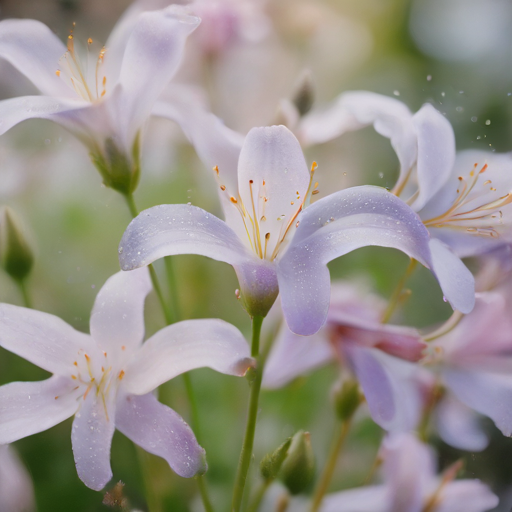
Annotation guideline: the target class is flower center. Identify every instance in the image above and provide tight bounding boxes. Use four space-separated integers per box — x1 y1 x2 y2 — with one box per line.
55 23 107 103
214 162 319 260
423 163 512 237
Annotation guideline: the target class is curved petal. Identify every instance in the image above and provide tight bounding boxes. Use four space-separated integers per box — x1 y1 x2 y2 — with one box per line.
321 485 389 512
90 268 152 360
429 238 475 314
116 392 206 477
0 376 79 444
0 303 94 375
0 19 72 97
123 319 253 395
344 345 423 432
116 6 200 145
118 204 254 271
435 394 489 452
443 368 512 437
277 186 433 335
71 390 116 491
410 104 456 211
436 480 499 512
262 325 333 389
298 91 417 185
0 445 36 512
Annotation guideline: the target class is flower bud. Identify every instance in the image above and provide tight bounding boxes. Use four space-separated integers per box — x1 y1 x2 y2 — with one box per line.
292 70 314 117
279 431 315 495
260 437 292 481
0 207 34 282
90 134 141 196
332 378 362 422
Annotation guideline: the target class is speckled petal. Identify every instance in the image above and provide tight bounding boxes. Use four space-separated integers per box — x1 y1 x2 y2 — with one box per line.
123 319 253 395
277 186 433 335
0 376 79 444
116 392 207 477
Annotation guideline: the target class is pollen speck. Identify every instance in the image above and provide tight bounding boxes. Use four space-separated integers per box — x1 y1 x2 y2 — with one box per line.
291 201 294 205
230 197 238 204
118 370 125 380
121 345 126 351
55 396 59 400
220 185 226 191
55 69 61 77
88 38 93 44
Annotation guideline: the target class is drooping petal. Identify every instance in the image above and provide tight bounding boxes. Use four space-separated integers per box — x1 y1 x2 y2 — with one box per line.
410 104 456 211
321 485 389 512
90 268 152 360
262 325 333 389
116 6 200 146
435 394 489 452
118 204 254 271
277 186 433 335
344 345 423 432
71 390 116 491
298 91 417 186
429 238 475 314
443 368 512 437
0 445 36 512
122 319 253 395
0 19 72 97
0 303 95 376
435 480 499 512
0 376 79 444
115 392 206 477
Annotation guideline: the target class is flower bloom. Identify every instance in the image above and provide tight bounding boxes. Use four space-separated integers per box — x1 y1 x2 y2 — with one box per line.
263 282 425 432
0 269 253 490
119 125 472 336
0 445 35 512
0 3 199 194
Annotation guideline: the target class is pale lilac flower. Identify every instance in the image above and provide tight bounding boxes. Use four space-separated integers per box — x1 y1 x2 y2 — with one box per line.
318 433 498 512
119 125 472 335
0 445 35 512
0 269 253 491
263 282 425 432
0 3 199 193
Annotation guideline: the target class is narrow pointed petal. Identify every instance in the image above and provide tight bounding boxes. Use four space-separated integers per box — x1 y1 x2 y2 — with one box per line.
90 268 152 359
123 319 253 395
0 19 72 97
71 391 116 491
443 368 512 437
298 91 417 184
277 186 433 335
116 392 206 477
0 376 79 444
117 6 200 144
344 345 423 432
411 104 456 211
435 394 489 451
262 326 333 389
429 238 475 314
0 303 95 375
435 480 499 512
118 204 254 271
321 485 388 512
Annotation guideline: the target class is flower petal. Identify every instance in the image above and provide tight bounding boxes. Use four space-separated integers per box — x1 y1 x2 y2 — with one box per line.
262 325 333 389
411 104 456 211
115 392 206 477
277 186 433 335
298 91 417 186
116 6 200 145
0 19 72 97
344 345 423 432
118 204 254 271
429 238 475 314
123 319 253 395
90 268 152 360
0 376 79 444
443 368 512 437
0 303 95 375
435 480 499 512
0 445 36 512
321 485 389 512
71 390 116 491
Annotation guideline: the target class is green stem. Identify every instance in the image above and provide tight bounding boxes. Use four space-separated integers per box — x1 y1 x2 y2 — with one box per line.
247 479 271 512
197 475 215 512
381 258 417 324
125 193 139 219
310 419 352 512
17 279 32 308
183 372 202 441
232 315 265 512
136 447 163 512
164 256 181 321
148 264 175 325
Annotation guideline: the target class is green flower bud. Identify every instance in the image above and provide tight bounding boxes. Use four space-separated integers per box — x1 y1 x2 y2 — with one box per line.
90 133 141 196
260 437 292 481
332 379 362 422
0 207 34 282
279 431 315 495
292 70 314 117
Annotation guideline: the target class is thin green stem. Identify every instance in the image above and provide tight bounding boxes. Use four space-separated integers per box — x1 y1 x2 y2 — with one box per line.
148 264 175 325
125 193 139 219
183 372 202 441
17 279 32 308
232 315 265 512
381 258 418 324
197 475 215 512
164 256 181 321
136 447 163 512
310 419 352 512
247 479 271 512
